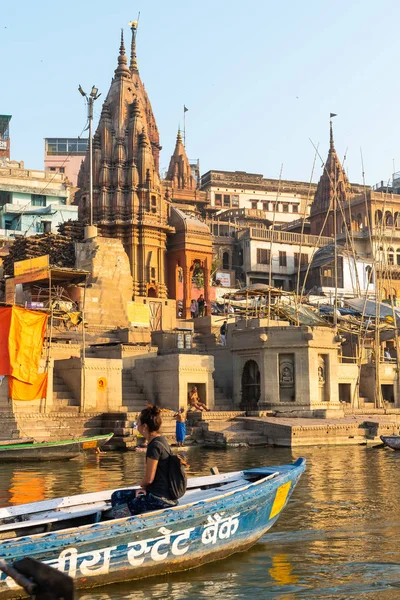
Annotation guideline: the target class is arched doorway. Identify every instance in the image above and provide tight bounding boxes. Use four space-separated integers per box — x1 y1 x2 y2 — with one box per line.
222 251 230 270
240 360 260 411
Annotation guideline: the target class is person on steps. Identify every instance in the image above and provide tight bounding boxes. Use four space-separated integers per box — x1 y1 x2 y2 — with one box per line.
110 405 177 517
174 407 186 447
188 386 210 412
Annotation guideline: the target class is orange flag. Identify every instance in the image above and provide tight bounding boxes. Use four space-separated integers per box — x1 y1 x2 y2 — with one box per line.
8 306 48 383
8 373 48 401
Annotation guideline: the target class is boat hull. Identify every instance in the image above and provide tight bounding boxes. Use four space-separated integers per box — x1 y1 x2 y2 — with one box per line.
0 434 113 461
0 459 305 597
380 435 400 450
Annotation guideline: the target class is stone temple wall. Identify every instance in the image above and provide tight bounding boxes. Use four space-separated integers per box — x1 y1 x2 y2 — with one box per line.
75 238 133 328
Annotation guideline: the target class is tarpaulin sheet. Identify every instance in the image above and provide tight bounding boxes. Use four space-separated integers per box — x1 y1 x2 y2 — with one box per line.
278 303 329 327
8 373 48 401
0 306 48 382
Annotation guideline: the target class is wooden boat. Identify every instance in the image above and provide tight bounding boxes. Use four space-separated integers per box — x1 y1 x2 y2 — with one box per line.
0 458 305 597
0 433 113 461
380 435 400 450
0 438 34 447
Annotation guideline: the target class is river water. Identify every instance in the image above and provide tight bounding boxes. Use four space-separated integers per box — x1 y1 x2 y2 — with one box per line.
1 444 400 599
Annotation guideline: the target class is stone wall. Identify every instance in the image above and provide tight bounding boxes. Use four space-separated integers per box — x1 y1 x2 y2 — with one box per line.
134 353 215 411
231 325 343 415
75 237 133 328
54 357 123 412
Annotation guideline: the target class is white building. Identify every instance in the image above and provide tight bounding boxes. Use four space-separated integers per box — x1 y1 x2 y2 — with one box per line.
237 227 332 290
201 170 315 226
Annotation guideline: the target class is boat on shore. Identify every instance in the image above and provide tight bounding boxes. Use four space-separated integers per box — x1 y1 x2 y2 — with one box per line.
0 433 113 461
0 458 305 596
380 435 400 450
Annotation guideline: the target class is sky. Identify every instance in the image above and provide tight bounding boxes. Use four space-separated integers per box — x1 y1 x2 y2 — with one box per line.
1 0 400 186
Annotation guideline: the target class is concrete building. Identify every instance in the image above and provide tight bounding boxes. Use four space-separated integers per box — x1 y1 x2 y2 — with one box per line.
236 227 332 290
44 138 88 187
0 115 11 161
309 121 400 300
302 244 375 298
0 160 76 236
201 170 315 224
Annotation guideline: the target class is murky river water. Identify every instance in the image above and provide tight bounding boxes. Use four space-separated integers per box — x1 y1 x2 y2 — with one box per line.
1 444 400 599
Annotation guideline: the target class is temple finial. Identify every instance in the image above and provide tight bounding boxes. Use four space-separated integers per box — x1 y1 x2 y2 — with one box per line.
129 16 140 72
329 113 337 151
177 129 182 143
115 29 129 76
330 120 334 150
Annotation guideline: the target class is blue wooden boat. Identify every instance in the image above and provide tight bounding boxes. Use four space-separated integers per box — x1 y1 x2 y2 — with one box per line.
0 458 305 597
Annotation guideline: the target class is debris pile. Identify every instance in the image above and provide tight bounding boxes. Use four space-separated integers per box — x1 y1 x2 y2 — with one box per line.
57 220 85 241
3 234 76 276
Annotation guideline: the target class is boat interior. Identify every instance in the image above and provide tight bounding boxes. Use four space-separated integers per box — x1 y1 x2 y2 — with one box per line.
0 467 281 540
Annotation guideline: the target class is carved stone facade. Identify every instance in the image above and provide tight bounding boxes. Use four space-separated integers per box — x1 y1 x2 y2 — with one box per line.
76 26 172 299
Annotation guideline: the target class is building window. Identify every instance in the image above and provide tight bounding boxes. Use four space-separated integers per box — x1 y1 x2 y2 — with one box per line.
294 253 308 267
223 194 231 207
282 203 289 213
263 202 268 211
49 167 56 172
366 265 374 283
215 193 222 207
279 251 287 267
257 248 270 264
151 195 157 213
292 204 299 213
151 267 156 279
31 195 46 207
59 167 65 173
46 138 88 155
251 201 258 210
231 194 239 207
388 247 394 265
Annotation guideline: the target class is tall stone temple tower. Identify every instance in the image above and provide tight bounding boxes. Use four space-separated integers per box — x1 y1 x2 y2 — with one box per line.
77 24 172 299
309 121 350 237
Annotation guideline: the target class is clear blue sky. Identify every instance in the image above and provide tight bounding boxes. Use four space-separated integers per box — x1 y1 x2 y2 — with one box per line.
1 0 399 186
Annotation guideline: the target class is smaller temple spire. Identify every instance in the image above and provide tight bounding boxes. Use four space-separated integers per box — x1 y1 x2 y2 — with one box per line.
115 29 130 77
129 19 139 72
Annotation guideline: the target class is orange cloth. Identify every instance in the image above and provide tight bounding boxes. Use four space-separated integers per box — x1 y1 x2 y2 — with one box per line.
0 307 12 375
8 373 48 401
9 306 48 383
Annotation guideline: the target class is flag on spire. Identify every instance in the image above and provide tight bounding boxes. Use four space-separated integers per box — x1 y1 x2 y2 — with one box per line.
184 105 188 113
330 112 337 118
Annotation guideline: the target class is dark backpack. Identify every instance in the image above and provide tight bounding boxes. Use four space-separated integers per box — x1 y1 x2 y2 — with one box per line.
159 438 187 500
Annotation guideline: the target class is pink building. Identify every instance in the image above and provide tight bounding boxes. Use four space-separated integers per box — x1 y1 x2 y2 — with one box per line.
44 138 88 187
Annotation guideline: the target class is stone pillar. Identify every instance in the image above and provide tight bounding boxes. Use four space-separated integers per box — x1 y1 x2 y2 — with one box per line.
204 264 210 316
183 265 191 319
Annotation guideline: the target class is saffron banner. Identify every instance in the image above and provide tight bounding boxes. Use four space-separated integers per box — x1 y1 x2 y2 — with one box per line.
8 373 48 401
8 306 48 383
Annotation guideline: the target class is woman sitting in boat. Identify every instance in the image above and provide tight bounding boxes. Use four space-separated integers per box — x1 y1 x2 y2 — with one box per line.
111 405 178 517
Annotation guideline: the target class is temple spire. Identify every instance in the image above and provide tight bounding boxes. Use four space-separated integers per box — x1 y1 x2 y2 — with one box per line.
129 19 139 72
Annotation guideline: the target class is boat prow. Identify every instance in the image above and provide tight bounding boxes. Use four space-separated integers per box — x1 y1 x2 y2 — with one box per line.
380 435 400 450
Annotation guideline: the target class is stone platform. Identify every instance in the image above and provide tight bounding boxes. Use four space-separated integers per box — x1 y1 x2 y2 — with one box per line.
187 411 400 447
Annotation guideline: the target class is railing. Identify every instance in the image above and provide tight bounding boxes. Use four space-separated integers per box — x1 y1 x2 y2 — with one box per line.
238 227 332 247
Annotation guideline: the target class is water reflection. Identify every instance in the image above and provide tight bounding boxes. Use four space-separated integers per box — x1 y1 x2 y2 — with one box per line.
2 445 400 598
